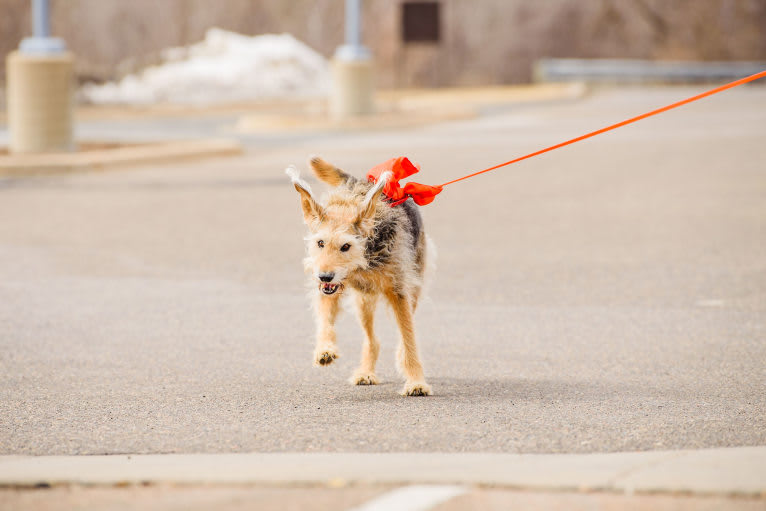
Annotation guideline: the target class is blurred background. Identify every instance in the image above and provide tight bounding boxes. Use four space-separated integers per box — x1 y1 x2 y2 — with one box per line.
2 0 765 91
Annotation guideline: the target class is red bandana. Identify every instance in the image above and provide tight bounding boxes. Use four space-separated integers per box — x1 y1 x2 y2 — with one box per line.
366 157 442 206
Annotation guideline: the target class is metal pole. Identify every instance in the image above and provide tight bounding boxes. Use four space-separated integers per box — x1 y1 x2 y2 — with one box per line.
335 0 370 60
20 0 65 54
345 0 361 49
32 0 51 38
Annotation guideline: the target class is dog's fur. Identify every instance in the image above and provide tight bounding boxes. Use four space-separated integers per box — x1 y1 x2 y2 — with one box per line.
287 157 431 396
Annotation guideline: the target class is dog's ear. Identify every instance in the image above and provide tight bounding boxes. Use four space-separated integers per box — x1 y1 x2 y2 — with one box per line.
286 166 324 225
356 171 391 233
309 156 352 187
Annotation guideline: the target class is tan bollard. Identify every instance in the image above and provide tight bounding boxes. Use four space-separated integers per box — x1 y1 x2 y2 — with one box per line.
6 50 75 153
330 57 374 118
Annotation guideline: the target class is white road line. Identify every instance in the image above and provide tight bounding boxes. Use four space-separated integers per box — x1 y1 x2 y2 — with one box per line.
346 485 467 511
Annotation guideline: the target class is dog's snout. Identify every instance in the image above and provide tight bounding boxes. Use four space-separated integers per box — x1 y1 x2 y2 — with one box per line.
318 272 335 282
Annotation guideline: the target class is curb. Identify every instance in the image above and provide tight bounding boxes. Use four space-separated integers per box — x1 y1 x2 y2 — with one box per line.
1 447 764 496
0 138 242 176
235 83 586 134
535 59 766 84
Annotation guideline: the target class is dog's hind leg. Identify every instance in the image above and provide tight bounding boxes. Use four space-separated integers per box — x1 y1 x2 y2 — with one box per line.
411 285 422 312
385 291 432 396
313 295 341 366
411 232 428 312
349 292 380 385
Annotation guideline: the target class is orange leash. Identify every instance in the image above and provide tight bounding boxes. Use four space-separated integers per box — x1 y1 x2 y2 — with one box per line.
368 70 766 206
438 69 766 188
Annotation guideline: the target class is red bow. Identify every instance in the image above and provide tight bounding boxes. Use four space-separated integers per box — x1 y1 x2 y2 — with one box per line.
366 157 442 206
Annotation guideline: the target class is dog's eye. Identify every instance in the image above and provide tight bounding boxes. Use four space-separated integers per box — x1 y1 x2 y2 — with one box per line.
340 243 351 252
317 240 324 248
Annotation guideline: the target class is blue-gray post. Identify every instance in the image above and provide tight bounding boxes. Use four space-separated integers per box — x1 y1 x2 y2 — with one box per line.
345 0 361 48
335 0 370 60
20 0 65 54
32 0 51 38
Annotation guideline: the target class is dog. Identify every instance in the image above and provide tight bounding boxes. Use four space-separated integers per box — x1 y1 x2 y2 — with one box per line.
286 157 432 396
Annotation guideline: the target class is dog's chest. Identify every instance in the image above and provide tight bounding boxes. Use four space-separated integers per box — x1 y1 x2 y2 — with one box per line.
347 273 378 293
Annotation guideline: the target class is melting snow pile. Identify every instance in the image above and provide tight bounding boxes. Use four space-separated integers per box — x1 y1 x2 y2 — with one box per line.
82 28 330 104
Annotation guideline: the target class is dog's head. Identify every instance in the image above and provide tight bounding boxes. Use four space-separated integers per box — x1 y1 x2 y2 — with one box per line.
286 161 391 296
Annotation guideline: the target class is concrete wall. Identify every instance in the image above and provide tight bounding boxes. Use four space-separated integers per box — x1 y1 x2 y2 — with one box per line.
2 0 765 88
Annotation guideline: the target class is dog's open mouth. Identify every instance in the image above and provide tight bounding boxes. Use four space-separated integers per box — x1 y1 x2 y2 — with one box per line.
319 282 341 295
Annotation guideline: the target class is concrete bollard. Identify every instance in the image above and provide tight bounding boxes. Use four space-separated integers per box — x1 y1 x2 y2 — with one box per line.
330 0 374 119
330 56 374 118
6 50 75 153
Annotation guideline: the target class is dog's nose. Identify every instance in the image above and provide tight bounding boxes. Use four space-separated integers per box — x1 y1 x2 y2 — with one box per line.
318 272 335 282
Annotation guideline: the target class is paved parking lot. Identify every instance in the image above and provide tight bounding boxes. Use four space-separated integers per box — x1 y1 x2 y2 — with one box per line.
1 85 764 456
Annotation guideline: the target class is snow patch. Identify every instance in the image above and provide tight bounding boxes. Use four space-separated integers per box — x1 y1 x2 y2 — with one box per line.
82 28 330 105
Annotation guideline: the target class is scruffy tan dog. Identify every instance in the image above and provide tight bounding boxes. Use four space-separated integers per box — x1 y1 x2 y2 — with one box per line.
286 157 432 396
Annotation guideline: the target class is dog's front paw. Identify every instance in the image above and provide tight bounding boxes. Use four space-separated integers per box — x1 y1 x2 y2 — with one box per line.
314 349 338 367
402 381 432 397
349 371 378 386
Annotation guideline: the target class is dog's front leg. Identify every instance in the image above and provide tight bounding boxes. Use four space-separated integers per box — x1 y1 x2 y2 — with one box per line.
349 292 380 385
314 294 340 366
386 291 432 396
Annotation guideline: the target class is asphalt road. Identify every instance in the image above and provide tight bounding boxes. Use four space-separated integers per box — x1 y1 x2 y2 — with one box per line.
0 86 764 455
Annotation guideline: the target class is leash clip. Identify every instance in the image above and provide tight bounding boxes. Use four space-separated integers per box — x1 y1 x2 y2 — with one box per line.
389 195 410 207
